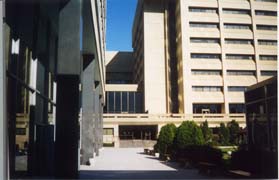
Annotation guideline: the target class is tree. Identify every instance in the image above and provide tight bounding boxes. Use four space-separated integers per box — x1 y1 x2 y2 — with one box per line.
228 120 240 145
157 124 177 154
200 120 213 145
175 121 205 149
219 123 230 146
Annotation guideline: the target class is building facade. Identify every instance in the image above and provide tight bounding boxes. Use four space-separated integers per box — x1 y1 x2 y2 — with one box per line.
0 0 106 179
103 0 277 147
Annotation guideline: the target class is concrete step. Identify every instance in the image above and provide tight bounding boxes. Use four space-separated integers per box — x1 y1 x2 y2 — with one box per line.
119 140 156 148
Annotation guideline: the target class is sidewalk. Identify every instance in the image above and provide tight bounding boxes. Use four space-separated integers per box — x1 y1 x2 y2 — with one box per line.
79 148 210 179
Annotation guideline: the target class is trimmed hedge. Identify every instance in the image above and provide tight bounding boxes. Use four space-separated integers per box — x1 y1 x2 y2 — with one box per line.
175 145 224 166
175 121 205 149
157 123 177 154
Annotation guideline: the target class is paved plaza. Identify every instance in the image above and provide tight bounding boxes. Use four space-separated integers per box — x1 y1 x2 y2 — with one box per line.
79 148 211 179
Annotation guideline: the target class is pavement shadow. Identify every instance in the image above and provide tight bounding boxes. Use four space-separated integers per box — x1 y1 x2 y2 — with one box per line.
79 170 207 179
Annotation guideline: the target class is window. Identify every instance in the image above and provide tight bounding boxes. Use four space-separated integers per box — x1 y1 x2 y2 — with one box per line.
255 0 276 2
189 7 218 13
257 25 277 31
258 40 277 46
223 8 250 15
115 92 121 113
259 55 277 61
103 128 114 135
224 23 251 30
16 128 26 135
226 54 254 60
193 104 222 114
229 104 246 113
225 39 253 45
108 92 114 113
129 92 135 113
227 70 256 76
255 10 277 16
122 92 128 112
192 70 222 75
261 71 277 76
190 38 220 44
228 86 247 92
191 54 221 59
192 86 223 92
190 22 219 28
104 91 143 113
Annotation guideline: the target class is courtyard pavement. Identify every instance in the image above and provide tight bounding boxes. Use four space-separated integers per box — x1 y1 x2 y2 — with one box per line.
79 148 214 179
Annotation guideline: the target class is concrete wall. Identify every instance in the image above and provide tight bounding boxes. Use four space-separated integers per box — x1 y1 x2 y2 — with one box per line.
142 0 167 114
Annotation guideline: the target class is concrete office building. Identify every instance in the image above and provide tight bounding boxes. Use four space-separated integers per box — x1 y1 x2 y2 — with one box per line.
0 0 106 179
103 0 277 147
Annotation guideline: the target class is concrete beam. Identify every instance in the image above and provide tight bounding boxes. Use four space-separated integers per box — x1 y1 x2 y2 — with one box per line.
57 0 81 75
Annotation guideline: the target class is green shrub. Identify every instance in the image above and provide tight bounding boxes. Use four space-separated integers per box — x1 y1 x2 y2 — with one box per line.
227 120 240 145
200 120 213 145
219 123 230 146
157 123 177 154
175 121 205 149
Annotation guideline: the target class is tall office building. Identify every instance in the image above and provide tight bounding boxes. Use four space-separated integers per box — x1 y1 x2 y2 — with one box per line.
103 0 277 147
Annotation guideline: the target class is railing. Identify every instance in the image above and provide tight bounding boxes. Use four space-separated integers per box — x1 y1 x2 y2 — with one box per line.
103 113 246 127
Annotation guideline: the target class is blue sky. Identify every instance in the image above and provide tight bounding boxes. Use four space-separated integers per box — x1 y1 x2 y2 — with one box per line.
106 0 137 51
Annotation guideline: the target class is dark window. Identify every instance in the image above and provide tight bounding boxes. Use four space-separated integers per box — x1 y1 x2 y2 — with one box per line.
257 25 277 31
225 39 253 44
192 70 222 75
255 10 277 16
191 54 221 59
115 92 121 113
258 39 277 45
192 86 223 92
122 92 128 112
224 23 251 30
229 104 246 113
189 7 218 13
108 92 114 113
190 22 219 28
259 55 277 61
193 104 222 114
223 9 250 15
228 86 247 92
16 128 26 135
261 71 277 76
129 92 135 113
226 54 254 60
190 38 220 44
227 70 256 76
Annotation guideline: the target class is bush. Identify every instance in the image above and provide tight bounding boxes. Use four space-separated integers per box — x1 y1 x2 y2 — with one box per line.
219 123 230 146
175 121 205 149
176 145 224 166
200 121 213 145
157 123 177 155
227 120 240 145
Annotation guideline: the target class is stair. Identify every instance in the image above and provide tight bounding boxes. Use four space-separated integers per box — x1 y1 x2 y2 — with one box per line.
119 140 157 148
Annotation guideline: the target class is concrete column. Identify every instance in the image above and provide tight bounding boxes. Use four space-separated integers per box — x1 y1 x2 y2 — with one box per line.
55 76 80 178
55 0 81 178
0 1 8 179
81 60 95 165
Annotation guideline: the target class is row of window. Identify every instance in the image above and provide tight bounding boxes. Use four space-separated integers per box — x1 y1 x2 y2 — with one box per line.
191 54 277 61
193 103 246 114
104 91 143 113
191 38 277 46
192 86 223 92
189 7 277 17
192 70 277 76
190 22 277 31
